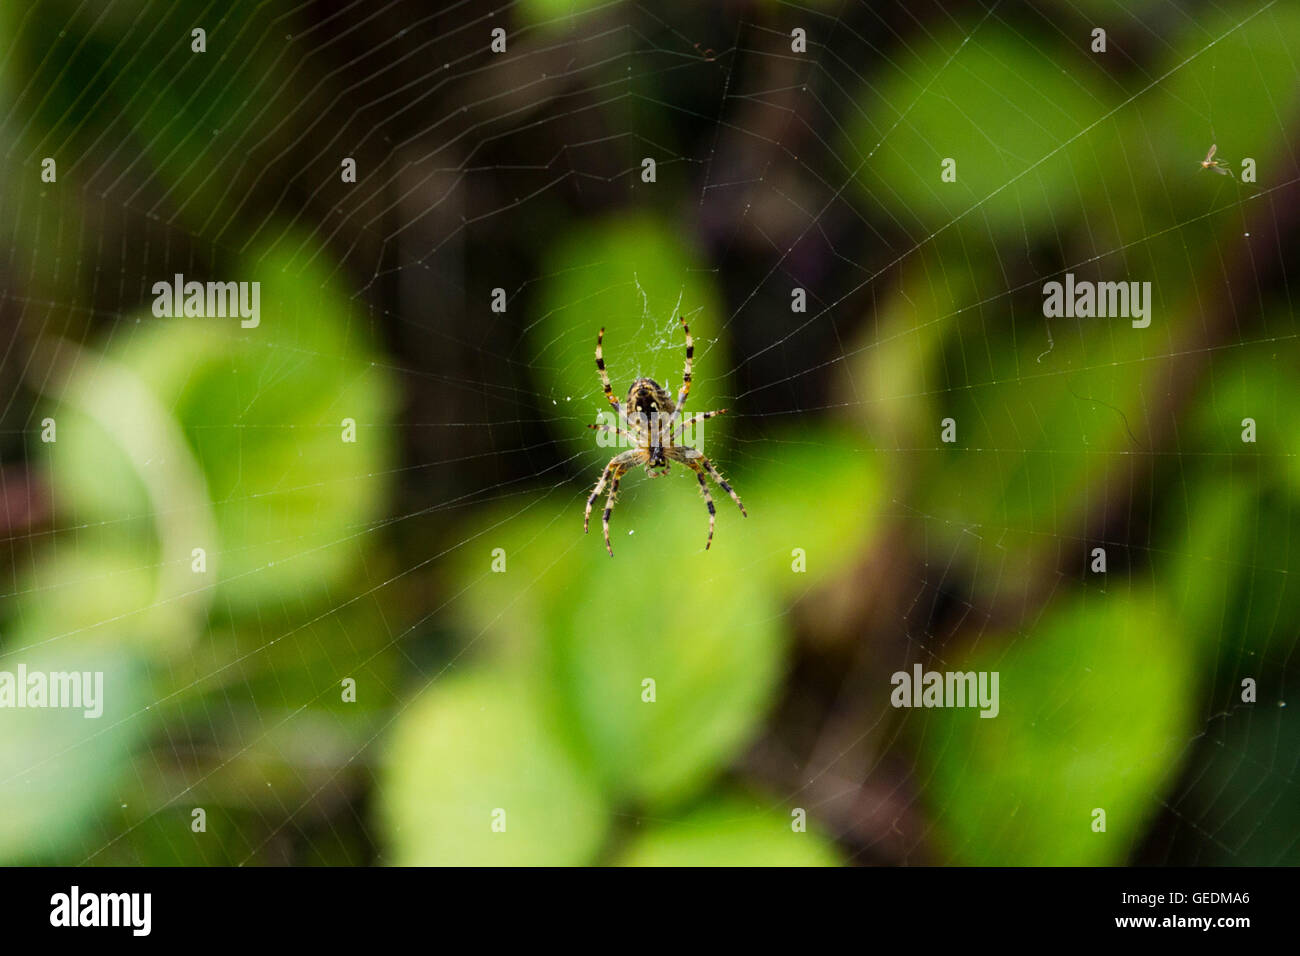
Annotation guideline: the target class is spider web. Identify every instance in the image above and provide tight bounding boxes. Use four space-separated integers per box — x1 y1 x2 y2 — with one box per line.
0 0 1296 867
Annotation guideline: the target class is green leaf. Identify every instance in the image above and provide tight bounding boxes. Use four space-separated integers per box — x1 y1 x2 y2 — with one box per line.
20 1 286 233
545 533 783 809
8 545 195 661
0 641 148 863
1161 477 1300 660
738 424 881 593
922 589 1196 865
618 792 843 866
448 430 875 813
846 26 1108 237
1183 342 1292 485
452 474 785 810
42 232 398 614
377 670 608 866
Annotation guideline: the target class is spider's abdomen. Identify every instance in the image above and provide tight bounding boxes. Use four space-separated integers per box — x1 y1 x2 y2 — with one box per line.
626 377 672 415
626 377 675 425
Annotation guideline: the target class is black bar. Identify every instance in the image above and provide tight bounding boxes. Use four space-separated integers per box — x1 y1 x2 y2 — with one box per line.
1 866 1280 942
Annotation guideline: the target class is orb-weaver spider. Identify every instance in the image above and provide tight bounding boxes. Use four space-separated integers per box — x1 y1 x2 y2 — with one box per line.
583 317 747 556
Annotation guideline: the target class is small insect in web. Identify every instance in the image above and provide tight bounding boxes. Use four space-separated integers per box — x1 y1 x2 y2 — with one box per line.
584 317 747 556
1199 143 1234 177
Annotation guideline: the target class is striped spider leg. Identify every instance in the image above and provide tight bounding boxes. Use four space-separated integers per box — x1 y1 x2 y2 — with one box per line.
595 326 643 440
586 421 638 446
584 448 644 556
665 318 730 446
672 408 729 444
666 445 747 551
587 327 646 555
664 315 694 434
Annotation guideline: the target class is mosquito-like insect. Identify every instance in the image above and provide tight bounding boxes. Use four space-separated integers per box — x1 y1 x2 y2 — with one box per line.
1199 144 1234 178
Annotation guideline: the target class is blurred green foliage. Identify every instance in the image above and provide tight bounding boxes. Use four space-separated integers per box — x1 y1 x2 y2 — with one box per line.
380 671 610 866
1 0 1297 867
923 589 1196 865
0 643 145 861
617 792 844 866
850 28 1111 237
1 228 398 862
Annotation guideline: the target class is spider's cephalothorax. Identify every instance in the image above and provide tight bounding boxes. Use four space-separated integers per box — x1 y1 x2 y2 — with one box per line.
585 318 747 556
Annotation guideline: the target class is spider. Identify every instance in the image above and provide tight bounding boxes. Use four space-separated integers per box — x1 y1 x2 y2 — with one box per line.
584 316 747 556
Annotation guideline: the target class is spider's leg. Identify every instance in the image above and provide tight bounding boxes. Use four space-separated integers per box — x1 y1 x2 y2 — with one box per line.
693 468 717 550
584 458 617 535
601 463 631 557
697 452 747 516
672 453 721 549
671 315 693 422
587 422 635 446
587 450 640 554
595 327 621 414
672 408 727 442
